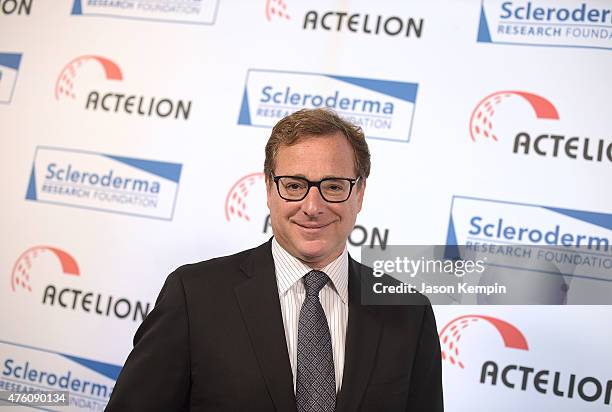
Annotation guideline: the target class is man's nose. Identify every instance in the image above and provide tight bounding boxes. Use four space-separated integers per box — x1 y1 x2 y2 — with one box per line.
301 186 326 215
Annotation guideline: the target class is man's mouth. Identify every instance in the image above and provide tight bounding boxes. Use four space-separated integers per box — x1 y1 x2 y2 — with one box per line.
294 221 333 230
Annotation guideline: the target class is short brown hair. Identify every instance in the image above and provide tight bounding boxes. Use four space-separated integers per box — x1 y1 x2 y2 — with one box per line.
264 108 371 180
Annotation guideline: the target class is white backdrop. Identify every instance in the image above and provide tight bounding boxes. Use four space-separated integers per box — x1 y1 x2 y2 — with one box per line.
1 0 611 410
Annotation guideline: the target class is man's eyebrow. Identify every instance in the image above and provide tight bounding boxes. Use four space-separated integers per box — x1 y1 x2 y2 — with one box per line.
281 174 354 180
274 173 308 179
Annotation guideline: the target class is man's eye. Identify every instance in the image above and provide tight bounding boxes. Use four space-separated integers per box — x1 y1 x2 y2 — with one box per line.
286 183 304 191
323 181 346 192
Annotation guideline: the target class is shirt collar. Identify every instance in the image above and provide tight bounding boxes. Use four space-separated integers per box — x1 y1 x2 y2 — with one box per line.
271 237 349 304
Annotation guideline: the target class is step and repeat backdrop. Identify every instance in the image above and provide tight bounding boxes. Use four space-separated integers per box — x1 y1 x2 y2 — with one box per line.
1 0 611 410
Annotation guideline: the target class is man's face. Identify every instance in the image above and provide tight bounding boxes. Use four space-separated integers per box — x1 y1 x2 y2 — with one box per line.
266 132 366 268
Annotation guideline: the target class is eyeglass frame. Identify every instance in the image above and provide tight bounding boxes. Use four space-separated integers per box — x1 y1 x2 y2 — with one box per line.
271 174 361 203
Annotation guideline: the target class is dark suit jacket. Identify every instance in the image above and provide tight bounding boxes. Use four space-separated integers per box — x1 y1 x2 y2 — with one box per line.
105 240 443 411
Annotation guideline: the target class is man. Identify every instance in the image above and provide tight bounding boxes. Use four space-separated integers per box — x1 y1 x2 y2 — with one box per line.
106 108 443 411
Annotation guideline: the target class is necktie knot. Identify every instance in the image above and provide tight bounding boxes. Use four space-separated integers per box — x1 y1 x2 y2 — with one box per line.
303 270 330 297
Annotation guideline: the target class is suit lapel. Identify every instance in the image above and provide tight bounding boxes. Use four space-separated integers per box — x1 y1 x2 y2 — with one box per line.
234 240 297 412
335 258 382 412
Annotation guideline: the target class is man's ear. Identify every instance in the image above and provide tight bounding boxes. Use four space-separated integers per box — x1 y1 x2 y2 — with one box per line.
356 178 366 213
265 175 272 209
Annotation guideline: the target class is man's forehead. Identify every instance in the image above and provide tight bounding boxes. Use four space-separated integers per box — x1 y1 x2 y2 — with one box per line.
271 132 357 175
276 132 351 157
281 131 345 147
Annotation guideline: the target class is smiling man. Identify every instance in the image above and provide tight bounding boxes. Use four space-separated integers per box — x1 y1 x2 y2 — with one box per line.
106 109 443 412
265 116 366 269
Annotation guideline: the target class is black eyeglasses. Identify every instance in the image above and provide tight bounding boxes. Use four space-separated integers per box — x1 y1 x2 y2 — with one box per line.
272 175 360 203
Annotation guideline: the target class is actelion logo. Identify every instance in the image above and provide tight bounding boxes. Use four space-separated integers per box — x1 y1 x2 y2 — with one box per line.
55 55 192 120
265 1 424 38
10 246 151 322
55 55 122 101
469 90 611 162
265 0 290 21
11 246 79 293
439 315 528 369
225 172 266 222
469 91 558 143
440 314 612 405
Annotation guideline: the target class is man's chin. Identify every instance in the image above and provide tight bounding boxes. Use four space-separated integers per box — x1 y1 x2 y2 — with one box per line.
296 244 327 262
294 240 342 267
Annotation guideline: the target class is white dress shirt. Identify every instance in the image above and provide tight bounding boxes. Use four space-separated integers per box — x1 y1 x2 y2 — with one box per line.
271 238 349 393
